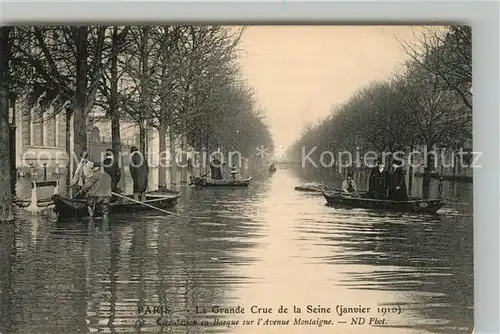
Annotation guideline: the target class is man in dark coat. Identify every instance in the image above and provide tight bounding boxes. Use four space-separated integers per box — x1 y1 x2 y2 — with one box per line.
210 157 223 180
103 149 121 195
388 159 408 201
129 146 149 201
368 159 389 199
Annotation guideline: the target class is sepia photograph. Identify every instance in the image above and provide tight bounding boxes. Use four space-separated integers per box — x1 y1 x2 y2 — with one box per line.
0 25 473 333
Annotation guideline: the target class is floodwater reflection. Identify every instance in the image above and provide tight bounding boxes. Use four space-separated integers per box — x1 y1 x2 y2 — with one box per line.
1 168 473 333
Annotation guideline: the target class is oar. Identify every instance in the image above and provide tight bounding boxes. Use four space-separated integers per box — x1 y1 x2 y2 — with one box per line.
112 191 182 217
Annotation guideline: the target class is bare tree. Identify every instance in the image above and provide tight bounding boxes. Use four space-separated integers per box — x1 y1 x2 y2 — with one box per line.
93 26 131 189
395 62 471 198
399 25 472 111
13 26 110 182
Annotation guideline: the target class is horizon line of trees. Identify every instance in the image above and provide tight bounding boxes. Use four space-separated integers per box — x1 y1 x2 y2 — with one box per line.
288 25 472 199
0 25 274 220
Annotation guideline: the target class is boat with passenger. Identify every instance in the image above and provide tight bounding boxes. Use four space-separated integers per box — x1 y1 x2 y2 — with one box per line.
321 189 446 214
52 190 180 219
190 176 252 187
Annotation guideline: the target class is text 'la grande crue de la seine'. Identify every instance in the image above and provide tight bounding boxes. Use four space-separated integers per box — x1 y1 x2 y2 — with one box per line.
135 304 403 329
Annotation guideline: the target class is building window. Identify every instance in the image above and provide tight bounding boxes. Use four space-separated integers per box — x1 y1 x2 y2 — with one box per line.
55 113 60 147
32 112 44 146
28 108 33 146
46 118 56 147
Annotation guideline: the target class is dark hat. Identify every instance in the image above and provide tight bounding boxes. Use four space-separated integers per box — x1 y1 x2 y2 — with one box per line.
347 172 354 177
130 146 138 153
92 162 101 168
393 159 402 166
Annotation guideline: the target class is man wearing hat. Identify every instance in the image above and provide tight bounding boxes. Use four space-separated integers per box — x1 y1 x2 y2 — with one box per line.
341 171 358 196
103 148 122 200
368 158 389 199
70 150 94 198
388 158 408 201
129 146 149 201
80 162 113 218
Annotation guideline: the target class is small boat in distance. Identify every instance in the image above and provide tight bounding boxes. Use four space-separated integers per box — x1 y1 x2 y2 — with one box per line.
52 191 180 220
321 189 446 214
190 176 252 187
295 185 323 192
294 184 337 193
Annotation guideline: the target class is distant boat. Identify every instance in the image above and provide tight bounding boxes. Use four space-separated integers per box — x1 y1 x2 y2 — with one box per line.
294 183 336 193
322 189 446 214
295 185 323 193
190 176 252 187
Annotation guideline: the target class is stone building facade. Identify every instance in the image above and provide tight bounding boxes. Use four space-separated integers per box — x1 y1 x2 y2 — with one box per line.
14 102 68 176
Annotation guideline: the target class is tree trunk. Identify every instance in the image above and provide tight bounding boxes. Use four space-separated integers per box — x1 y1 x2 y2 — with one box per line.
0 26 13 221
408 143 414 197
139 119 146 155
73 26 89 160
169 128 177 186
110 27 124 190
139 27 149 157
65 109 72 195
422 143 433 199
180 132 188 184
158 121 167 188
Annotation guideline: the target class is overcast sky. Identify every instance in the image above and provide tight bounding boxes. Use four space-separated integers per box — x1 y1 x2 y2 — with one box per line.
237 25 428 149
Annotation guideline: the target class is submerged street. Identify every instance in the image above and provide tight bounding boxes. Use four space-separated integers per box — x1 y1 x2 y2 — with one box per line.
0 168 473 334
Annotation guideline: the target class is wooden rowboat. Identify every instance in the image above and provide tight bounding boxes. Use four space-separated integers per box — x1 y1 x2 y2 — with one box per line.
322 189 446 214
52 191 180 219
190 176 252 187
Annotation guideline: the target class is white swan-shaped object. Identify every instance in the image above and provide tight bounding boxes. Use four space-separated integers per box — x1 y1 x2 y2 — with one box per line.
25 183 43 214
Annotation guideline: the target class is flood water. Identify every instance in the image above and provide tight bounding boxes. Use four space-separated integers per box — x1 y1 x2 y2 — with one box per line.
0 167 473 334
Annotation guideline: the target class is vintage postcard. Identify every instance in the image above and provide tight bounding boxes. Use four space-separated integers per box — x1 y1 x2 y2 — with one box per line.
0 25 473 333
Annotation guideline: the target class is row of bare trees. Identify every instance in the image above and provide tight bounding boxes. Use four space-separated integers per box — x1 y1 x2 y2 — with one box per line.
288 26 472 198
0 25 273 220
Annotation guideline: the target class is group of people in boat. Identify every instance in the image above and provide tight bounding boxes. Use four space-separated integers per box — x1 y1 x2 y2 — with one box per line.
209 158 242 181
342 158 408 201
70 147 149 218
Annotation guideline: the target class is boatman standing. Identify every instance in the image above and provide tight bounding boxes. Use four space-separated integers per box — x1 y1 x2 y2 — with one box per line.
71 151 94 198
368 159 389 199
230 165 241 181
80 162 112 219
103 148 121 197
210 157 223 180
129 146 149 201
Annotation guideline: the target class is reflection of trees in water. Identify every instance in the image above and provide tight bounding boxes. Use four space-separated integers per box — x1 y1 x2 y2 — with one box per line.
71 184 264 333
0 215 96 333
0 202 260 334
318 215 473 333
0 224 15 334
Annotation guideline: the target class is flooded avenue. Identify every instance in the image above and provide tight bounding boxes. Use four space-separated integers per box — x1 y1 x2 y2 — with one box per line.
0 167 473 334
